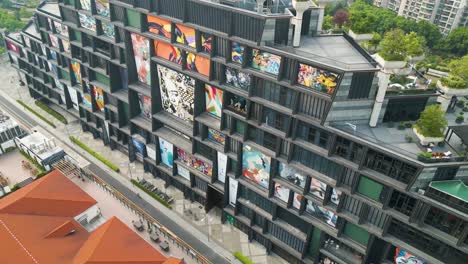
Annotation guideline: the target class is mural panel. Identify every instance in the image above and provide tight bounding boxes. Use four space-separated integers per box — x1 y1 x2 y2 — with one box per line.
177 149 213 177
53 21 68 36
207 128 225 145
227 94 247 115
49 35 59 49
154 41 182 65
293 192 302 209
310 178 327 200
177 165 191 181
24 36 31 48
138 94 152 119
175 24 196 48
93 86 105 112
50 50 57 60
251 49 281 75
157 65 195 123
82 93 92 109
54 78 63 90
95 0 110 17
331 188 342 206
158 138 174 168
79 13 97 32
5 40 20 54
130 33 150 85
71 60 82 85
274 183 290 203
394 248 426 264
278 162 306 188
306 200 338 227
147 15 171 38
186 52 210 77
101 21 115 39
62 39 70 52
226 67 251 90
297 63 340 95
242 144 271 189
201 33 212 53
132 136 146 156
231 42 245 64
217 152 227 183
79 0 91 11
69 89 79 110
205 85 223 118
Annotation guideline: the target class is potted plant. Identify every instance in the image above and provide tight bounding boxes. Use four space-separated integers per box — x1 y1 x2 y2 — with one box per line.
437 56 468 111
456 115 464 124
373 29 408 69
348 0 375 42
413 105 447 145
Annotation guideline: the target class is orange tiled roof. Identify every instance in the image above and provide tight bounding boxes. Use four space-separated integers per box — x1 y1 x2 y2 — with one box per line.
0 170 181 264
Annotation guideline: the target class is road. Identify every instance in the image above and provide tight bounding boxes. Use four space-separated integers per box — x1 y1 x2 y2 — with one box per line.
0 95 231 264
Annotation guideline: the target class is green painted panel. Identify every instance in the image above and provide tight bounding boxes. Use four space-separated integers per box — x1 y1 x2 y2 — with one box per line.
60 68 70 81
357 175 383 201
95 72 110 86
72 30 81 42
308 228 322 257
344 222 370 245
126 9 141 29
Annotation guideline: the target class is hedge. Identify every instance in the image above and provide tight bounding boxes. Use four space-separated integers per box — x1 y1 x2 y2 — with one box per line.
35 100 68 124
3 146 16 153
131 179 172 209
16 100 56 128
19 149 46 172
69 136 120 172
233 252 254 264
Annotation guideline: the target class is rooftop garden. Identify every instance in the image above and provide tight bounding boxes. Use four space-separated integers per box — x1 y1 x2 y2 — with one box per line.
440 56 468 89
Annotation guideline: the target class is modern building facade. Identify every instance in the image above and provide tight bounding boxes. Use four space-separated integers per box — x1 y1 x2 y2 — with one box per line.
374 0 468 35
3 0 468 264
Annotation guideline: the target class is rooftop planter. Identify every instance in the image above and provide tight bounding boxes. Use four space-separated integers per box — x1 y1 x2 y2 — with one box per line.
348 29 374 42
437 80 468 96
413 105 447 146
439 56 468 92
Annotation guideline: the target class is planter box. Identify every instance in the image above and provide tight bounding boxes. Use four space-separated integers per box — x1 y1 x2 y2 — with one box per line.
408 55 425 63
372 53 407 70
348 29 373 42
437 80 468 96
292 0 312 11
413 128 444 146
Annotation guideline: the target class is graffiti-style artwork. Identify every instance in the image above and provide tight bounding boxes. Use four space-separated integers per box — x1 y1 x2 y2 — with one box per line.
251 49 281 75
157 65 195 123
5 40 20 54
138 94 152 119
71 60 82 86
79 13 97 32
130 33 150 85
177 149 213 177
132 136 146 156
62 39 70 53
278 162 306 188
54 78 63 90
394 248 426 264
175 24 196 48
53 21 68 37
186 52 210 77
310 178 327 200
49 50 57 60
154 41 182 65
101 21 115 39
95 0 110 17
306 200 338 227
242 144 271 189
228 94 247 115
225 67 251 90
205 85 223 118
201 33 212 53
81 93 92 109
207 128 226 145
49 35 59 49
293 193 302 209
331 188 342 206
231 42 245 64
69 89 79 110
274 183 290 203
159 138 174 168
51 64 59 77
93 86 105 112
297 63 340 95
79 0 91 11
147 15 171 38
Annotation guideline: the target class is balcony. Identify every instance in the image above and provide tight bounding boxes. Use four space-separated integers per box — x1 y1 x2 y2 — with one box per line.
425 180 468 214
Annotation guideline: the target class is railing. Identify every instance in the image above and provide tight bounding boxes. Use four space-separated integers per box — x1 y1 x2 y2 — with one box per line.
425 187 468 215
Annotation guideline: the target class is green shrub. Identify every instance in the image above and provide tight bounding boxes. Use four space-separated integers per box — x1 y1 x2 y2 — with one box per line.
405 135 413 143
457 100 465 108
418 152 432 159
404 121 413 128
3 146 16 153
35 101 68 124
131 179 172 209
35 171 49 179
233 251 254 264
397 123 406 130
69 136 120 172
456 115 464 124
464 107 468 112
19 149 46 171
16 100 56 128
441 75 467 89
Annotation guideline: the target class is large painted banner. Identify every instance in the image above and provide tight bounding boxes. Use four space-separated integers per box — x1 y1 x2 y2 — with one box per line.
205 85 223 118
53 21 68 37
217 152 227 183
157 65 195 123
95 0 110 17
251 49 281 75
278 162 306 188
130 33 150 85
62 39 70 53
82 94 92 109
229 178 239 206
177 149 213 177
394 248 426 264
297 63 340 95
201 33 212 53
147 15 171 38
146 144 156 161
305 200 338 227
68 89 79 110
79 0 91 11
177 165 191 181
49 35 59 49
71 60 82 85
175 24 196 48
5 40 20 54
79 13 96 32
93 86 105 112
132 136 146 157
274 183 290 203
242 144 271 189
138 94 152 119
101 21 115 39
186 52 210 77
158 138 174 168
154 41 182 65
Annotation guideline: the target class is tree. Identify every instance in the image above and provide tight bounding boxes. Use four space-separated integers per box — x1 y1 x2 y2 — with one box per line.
349 1 377 34
0 0 13 9
380 29 407 61
416 105 447 137
445 56 468 87
368 33 382 50
442 27 468 56
404 32 426 57
322 15 334 31
333 9 349 28
415 20 442 48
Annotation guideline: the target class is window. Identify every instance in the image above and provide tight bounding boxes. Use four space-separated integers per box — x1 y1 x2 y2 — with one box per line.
365 150 418 184
425 207 465 238
234 119 246 135
292 146 344 180
334 136 364 163
341 195 363 217
126 9 141 28
268 222 305 252
262 108 289 131
255 80 293 109
388 191 416 216
296 121 329 148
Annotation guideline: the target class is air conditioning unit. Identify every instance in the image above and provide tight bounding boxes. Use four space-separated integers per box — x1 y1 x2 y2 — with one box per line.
417 188 425 195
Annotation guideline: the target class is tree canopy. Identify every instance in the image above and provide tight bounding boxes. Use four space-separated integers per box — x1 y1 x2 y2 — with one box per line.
439 27 468 56
416 105 447 138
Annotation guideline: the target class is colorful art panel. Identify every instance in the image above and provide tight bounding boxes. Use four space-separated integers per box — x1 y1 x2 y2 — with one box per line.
177 149 213 177
159 138 174 168
157 65 195 123
251 49 281 75
175 24 196 48
62 39 71 53
79 0 91 11
82 94 92 109
69 89 79 110
228 94 247 115
207 128 226 145
186 53 210 77
93 86 105 112
205 85 223 118
5 40 20 54
201 33 212 54
297 63 340 95
331 188 342 206
305 200 338 227
242 144 271 189
132 136 146 156
53 21 68 37
147 15 171 38
217 152 227 183
130 33 150 85
394 248 426 264
95 0 110 17
101 21 115 39
274 183 290 203
154 41 182 65
293 193 302 209
231 42 245 64
71 60 82 85
278 162 306 188
50 50 57 60
138 94 152 119
310 178 327 200
225 67 251 90
79 13 97 32
49 35 59 49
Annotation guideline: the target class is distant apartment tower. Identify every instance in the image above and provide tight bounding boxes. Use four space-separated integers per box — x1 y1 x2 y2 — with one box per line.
374 0 468 35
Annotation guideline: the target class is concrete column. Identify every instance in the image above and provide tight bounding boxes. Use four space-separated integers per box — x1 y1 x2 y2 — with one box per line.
292 1 311 47
369 71 390 127
316 7 325 33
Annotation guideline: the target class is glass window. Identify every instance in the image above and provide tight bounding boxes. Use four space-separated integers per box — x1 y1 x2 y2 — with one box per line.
262 108 288 131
